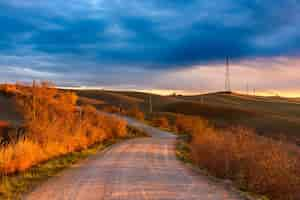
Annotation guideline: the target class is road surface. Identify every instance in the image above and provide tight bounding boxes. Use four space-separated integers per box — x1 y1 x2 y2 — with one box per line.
25 117 244 200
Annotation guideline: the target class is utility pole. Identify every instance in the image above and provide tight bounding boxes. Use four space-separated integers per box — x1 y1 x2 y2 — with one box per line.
149 95 152 113
246 82 249 95
225 56 231 92
32 80 36 121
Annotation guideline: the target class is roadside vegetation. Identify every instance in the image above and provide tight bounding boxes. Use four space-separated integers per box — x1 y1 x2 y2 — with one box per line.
101 102 300 200
75 90 300 144
148 113 300 200
191 125 300 200
121 107 300 199
0 82 137 198
41 88 300 199
125 106 145 121
1 140 111 199
0 125 147 199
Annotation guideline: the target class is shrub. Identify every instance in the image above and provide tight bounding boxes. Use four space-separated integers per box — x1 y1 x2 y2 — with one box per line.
101 105 121 114
0 84 19 96
126 106 144 121
152 117 169 129
0 82 128 175
174 115 208 135
191 125 300 200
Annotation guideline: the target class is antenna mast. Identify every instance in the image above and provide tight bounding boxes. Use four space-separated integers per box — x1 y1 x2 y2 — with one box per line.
225 56 231 92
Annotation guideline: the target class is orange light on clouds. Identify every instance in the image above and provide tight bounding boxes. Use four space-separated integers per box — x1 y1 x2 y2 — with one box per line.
148 56 300 97
58 56 300 98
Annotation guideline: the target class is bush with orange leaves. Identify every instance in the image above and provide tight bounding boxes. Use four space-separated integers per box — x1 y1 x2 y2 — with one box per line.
0 82 127 175
101 105 122 114
152 117 169 129
126 106 144 121
174 114 209 135
191 125 300 200
0 84 19 96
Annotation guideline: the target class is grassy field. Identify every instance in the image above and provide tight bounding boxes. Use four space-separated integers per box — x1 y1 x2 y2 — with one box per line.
74 90 144 109
72 89 179 111
0 85 299 199
1 85 300 143
173 92 300 144
74 90 300 144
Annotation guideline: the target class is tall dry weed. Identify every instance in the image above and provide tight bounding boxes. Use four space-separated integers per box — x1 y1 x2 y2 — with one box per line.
0 82 127 175
191 125 300 200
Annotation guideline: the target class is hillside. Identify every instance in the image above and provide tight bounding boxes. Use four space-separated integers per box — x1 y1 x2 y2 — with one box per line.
74 90 300 144
179 92 300 118
74 90 180 111
2 86 300 144
168 92 300 144
74 90 144 109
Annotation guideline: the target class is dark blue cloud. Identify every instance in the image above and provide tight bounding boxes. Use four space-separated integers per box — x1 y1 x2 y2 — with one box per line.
0 0 299 73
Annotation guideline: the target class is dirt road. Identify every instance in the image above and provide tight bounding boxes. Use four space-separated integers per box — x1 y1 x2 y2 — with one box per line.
25 117 244 200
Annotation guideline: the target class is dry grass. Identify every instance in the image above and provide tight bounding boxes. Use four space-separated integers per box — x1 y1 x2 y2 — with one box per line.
125 106 145 121
149 112 300 199
0 84 20 96
74 89 300 144
0 126 147 199
151 116 169 129
174 115 209 135
0 82 128 175
149 113 208 136
74 90 143 110
163 101 256 121
169 93 300 144
190 124 300 200
101 105 123 114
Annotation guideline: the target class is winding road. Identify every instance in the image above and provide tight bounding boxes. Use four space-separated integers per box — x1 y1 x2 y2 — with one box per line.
25 117 244 200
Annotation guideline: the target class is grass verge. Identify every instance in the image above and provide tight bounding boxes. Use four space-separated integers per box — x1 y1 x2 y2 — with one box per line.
175 137 269 200
0 126 147 200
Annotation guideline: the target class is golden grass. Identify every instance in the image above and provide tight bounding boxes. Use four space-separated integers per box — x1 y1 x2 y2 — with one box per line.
125 106 145 121
190 124 300 200
151 116 169 129
0 126 148 199
148 112 300 199
0 82 128 175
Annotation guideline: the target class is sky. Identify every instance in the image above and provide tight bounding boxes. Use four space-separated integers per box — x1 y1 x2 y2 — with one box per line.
0 0 300 96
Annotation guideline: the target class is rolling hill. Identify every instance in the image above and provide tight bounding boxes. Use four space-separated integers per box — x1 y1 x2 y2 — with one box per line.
74 90 300 144
74 89 180 111
1 86 300 144
170 92 300 144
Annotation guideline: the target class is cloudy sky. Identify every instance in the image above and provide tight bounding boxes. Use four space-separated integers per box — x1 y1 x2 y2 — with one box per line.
0 0 300 96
